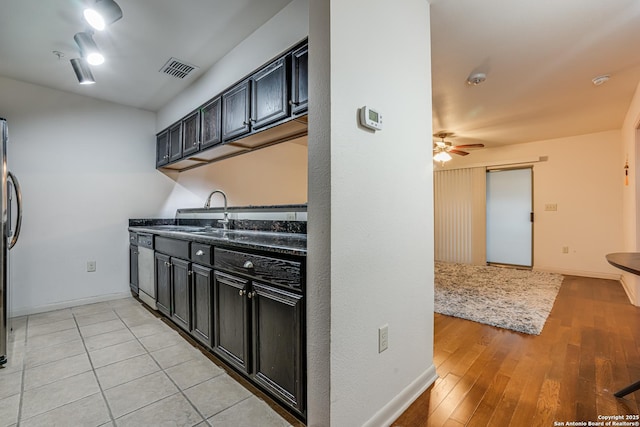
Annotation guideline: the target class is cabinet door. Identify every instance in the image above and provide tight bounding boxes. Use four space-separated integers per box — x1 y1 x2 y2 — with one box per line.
251 57 288 130
168 122 183 162
213 271 250 372
155 253 171 316
191 264 213 347
222 81 251 141
129 245 138 294
171 258 191 332
156 130 169 167
200 97 222 149
251 282 305 414
181 111 200 156
290 44 308 116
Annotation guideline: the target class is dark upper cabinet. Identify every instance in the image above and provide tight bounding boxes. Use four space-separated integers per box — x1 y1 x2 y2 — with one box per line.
155 253 171 317
222 81 251 141
213 271 250 372
156 130 169 167
252 282 305 414
191 264 213 347
168 122 183 162
200 97 222 149
290 44 308 116
171 258 191 332
251 57 288 130
181 111 200 156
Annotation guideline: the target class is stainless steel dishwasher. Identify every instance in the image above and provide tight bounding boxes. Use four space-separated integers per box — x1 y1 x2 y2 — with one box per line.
137 233 156 310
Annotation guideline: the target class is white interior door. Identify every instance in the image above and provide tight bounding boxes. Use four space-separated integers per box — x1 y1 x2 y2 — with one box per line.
486 167 533 267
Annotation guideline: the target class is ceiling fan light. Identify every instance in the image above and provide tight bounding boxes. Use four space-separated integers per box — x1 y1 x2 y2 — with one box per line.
434 151 452 163
83 0 123 31
70 58 96 85
74 32 104 66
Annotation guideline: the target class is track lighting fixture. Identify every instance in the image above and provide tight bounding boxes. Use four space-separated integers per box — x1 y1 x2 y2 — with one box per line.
83 0 123 31
70 58 96 85
74 32 104 66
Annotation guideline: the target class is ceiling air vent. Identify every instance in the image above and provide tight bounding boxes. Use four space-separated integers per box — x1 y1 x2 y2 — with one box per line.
159 57 199 79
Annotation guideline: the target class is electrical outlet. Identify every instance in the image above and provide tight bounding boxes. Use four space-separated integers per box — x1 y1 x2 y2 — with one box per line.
286 212 296 221
378 324 389 353
545 203 558 211
87 261 96 272
562 246 569 254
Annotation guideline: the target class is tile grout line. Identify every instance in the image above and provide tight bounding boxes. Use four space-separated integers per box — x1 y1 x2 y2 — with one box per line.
112 303 213 426
15 315 29 427
72 308 118 426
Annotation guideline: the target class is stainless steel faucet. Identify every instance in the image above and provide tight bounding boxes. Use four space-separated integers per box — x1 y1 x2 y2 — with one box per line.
204 190 229 230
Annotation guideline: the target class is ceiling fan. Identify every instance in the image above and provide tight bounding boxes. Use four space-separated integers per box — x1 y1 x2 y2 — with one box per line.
433 132 484 163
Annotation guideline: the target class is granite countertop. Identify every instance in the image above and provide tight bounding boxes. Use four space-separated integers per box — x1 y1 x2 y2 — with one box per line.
128 224 307 256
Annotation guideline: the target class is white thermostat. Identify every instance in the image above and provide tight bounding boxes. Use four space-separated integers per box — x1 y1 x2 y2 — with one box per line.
359 106 383 131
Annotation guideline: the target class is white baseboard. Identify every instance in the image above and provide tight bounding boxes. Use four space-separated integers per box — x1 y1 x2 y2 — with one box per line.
620 275 639 306
533 266 620 281
10 292 133 318
363 364 438 427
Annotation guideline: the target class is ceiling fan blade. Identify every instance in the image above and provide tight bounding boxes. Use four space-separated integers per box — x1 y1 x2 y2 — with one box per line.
449 149 470 156
451 144 484 149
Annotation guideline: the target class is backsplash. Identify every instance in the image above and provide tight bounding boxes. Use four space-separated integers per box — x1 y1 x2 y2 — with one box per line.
129 204 307 234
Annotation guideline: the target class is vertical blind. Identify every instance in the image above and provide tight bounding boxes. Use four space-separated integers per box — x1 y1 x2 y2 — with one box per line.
434 167 486 264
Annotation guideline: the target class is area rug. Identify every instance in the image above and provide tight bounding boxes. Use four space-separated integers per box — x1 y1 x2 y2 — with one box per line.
434 261 564 335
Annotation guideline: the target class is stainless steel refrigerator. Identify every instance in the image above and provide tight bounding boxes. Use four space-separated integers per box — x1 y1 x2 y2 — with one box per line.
0 118 22 366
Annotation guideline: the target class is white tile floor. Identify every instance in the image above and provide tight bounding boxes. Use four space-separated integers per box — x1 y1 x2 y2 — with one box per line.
0 297 293 426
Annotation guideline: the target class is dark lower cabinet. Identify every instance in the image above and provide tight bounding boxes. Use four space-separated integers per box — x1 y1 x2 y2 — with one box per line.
191 264 213 346
171 258 191 332
252 282 304 414
155 253 171 316
149 237 306 420
213 269 305 417
213 271 250 372
129 244 139 294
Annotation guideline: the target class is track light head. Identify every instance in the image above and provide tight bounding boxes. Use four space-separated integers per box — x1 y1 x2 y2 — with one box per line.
70 58 96 85
83 0 123 31
74 32 104 65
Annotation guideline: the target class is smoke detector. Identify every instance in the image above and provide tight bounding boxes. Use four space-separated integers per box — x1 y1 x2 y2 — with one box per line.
592 74 610 86
467 72 487 85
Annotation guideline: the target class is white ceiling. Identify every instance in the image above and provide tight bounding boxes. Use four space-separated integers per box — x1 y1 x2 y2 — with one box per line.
0 0 293 112
431 0 640 147
1 0 639 148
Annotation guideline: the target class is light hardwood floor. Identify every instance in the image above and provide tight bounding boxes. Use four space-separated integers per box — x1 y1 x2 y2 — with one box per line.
392 275 640 427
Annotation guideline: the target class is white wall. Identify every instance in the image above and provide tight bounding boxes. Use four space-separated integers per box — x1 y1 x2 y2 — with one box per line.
621 80 640 305
0 76 173 315
308 0 436 425
439 130 624 279
154 0 310 213
157 0 309 130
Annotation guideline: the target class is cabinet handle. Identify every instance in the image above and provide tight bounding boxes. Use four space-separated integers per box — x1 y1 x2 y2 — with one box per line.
250 118 256 123
196 250 204 256
188 270 192 276
165 261 171 267
163 155 169 159
289 100 300 106
248 291 256 299
243 261 254 269
243 121 250 126
239 289 246 296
